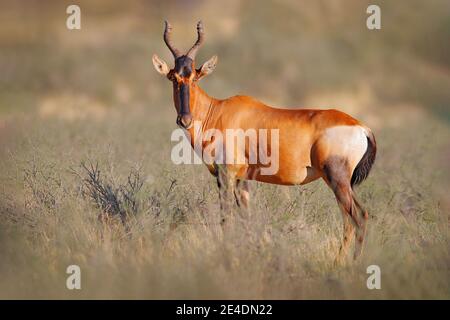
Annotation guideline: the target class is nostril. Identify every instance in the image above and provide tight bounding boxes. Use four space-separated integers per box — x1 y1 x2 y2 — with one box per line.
180 114 192 128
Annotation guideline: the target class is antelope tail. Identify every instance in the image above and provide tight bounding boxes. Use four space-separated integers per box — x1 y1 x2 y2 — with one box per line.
351 129 377 187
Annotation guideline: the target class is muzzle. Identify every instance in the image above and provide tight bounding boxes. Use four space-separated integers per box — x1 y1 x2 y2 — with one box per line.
177 113 193 129
177 82 192 129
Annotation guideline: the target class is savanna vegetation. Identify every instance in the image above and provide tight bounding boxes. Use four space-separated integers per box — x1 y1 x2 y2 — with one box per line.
0 0 449 299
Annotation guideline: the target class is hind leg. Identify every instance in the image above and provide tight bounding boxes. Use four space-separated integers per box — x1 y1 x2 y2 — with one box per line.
323 158 366 262
351 193 369 259
335 211 355 264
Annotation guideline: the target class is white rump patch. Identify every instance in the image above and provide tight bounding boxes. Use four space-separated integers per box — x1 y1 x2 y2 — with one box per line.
323 126 368 170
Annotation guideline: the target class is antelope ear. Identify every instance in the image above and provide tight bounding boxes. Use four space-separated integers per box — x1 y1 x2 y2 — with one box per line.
197 55 218 80
152 54 170 75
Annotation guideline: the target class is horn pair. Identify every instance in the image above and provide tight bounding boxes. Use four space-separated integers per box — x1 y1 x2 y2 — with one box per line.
163 20 204 59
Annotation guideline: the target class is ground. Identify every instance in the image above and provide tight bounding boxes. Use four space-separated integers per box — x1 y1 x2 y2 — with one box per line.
0 0 449 299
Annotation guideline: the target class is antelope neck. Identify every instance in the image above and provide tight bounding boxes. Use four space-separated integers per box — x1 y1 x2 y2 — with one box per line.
189 85 217 133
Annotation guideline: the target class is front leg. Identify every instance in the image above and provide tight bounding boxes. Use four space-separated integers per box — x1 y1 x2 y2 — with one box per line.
234 179 250 210
216 165 236 225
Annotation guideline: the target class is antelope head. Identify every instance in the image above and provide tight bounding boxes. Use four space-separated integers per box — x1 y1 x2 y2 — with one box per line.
152 21 218 129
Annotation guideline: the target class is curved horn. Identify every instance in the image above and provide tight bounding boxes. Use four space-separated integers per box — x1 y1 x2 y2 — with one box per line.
186 21 205 60
163 20 181 58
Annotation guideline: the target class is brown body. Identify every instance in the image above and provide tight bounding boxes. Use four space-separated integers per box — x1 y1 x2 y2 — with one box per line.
185 86 369 185
152 21 377 262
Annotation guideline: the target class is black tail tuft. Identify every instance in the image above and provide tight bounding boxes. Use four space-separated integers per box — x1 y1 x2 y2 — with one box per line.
351 132 376 187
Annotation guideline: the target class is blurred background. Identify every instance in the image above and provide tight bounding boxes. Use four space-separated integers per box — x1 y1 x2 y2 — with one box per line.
1 0 449 121
0 0 449 299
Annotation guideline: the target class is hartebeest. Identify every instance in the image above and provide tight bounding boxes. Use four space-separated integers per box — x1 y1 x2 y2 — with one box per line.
152 21 376 261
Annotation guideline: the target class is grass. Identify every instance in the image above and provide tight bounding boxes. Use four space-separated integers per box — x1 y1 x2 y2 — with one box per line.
0 109 448 299
0 0 449 299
